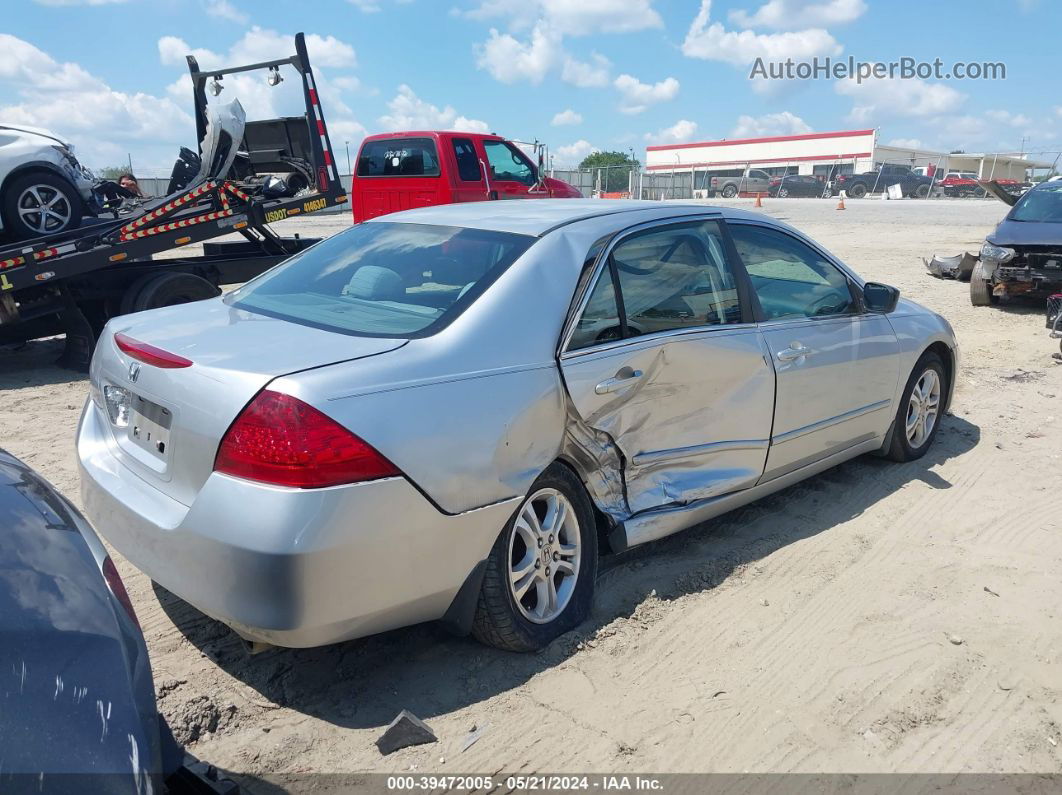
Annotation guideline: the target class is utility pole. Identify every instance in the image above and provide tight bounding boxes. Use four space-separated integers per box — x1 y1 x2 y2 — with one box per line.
345 141 351 176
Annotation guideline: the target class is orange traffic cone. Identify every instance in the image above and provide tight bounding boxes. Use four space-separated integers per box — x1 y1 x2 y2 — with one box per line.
836 191 846 210
754 192 763 208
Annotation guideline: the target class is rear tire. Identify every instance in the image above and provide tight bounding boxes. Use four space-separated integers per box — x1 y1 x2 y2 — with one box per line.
129 273 220 313
848 183 868 199
885 352 946 462
2 171 83 240
721 184 738 198
472 464 597 652
969 261 997 306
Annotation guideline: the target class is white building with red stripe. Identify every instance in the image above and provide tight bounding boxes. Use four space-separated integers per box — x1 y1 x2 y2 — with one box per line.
644 128 1049 183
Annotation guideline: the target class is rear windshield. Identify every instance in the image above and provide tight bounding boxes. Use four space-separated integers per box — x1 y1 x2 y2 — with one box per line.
356 137 440 177
1010 184 1062 223
228 222 534 338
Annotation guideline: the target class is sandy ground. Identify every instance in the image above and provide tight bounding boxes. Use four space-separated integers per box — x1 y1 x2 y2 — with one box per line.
2 197 1061 785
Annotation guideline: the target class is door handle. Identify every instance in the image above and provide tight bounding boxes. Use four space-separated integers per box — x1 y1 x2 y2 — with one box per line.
595 368 643 395
776 342 812 362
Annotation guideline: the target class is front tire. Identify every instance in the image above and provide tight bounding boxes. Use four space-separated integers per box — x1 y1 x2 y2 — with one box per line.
914 184 931 199
970 260 997 306
885 352 946 462
3 171 83 240
472 464 597 652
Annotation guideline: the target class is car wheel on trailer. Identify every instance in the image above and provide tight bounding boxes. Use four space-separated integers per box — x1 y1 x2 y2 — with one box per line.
472 463 598 652
123 273 221 315
969 261 998 306
2 171 83 241
848 183 868 199
884 351 946 462
722 185 738 198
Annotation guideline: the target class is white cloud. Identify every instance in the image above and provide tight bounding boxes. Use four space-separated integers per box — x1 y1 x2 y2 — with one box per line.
159 28 356 70
645 120 699 145
475 22 560 84
551 109 583 126
614 73 679 115
835 72 965 123
986 109 1033 128
730 0 866 29
561 53 611 87
379 85 489 133
203 0 248 23
460 0 661 36
730 111 812 137
682 0 842 66
0 34 191 170
553 139 598 167
887 137 924 149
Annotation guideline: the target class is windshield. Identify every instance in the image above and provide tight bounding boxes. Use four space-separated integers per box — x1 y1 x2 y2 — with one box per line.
1009 184 1062 223
228 222 535 337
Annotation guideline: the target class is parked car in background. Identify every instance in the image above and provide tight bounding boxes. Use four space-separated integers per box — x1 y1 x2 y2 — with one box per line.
938 172 986 197
350 131 582 222
0 124 94 241
768 174 826 198
78 200 957 654
696 168 772 198
831 164 934 198
0 448 178 791
972 180 1062 306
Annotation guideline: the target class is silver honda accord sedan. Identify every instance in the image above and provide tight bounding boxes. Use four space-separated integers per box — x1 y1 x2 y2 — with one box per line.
78 200 958 651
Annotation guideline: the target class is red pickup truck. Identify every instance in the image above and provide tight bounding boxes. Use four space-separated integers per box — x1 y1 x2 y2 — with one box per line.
351 131 582 222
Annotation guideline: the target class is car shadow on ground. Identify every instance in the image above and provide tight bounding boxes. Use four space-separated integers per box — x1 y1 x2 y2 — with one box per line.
156 415 980 733
0 338 85 389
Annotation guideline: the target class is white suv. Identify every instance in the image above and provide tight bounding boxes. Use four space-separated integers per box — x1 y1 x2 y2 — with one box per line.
0 125 95 241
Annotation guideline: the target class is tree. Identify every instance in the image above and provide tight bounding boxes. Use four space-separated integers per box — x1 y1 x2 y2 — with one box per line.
578 150 640 193
97 165 132 179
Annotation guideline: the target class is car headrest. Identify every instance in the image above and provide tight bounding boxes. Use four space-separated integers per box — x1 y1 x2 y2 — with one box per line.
344 266 404 301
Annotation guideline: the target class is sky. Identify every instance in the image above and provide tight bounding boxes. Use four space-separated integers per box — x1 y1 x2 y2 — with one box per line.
3 0 1060 175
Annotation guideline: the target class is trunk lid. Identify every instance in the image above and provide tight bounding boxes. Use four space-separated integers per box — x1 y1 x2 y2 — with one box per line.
92 298 406 506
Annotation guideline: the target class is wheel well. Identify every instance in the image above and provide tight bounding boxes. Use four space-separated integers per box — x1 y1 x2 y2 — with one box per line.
552 456 620 556
1 162 68 195
925 341 955 411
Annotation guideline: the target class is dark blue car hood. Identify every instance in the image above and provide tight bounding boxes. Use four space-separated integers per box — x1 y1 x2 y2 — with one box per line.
0 451 162 792
989 217 1062 247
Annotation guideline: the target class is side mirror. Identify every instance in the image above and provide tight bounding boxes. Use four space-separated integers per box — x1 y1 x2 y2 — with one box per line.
863 282 900 313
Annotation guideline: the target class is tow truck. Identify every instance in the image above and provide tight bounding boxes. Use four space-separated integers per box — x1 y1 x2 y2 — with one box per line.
0 33 347 369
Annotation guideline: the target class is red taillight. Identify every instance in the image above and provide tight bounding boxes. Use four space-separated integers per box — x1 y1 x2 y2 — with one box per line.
214 390 400 488
114 333 192 369
102 556 140 628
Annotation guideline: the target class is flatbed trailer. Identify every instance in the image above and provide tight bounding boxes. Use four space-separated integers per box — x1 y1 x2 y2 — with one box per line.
0 33 347 369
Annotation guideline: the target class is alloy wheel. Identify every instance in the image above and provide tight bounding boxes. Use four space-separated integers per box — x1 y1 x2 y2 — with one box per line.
905 368 941 448
17 184 72 234
508 488 581 624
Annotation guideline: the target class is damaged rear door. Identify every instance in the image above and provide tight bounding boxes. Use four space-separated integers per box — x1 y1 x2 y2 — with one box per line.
559 218 775 515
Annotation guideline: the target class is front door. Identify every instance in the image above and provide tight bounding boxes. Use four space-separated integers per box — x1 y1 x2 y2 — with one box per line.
560 219 776 515
727 222 901 480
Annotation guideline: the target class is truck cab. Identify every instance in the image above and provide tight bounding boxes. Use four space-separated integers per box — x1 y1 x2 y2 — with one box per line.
350 131 582 222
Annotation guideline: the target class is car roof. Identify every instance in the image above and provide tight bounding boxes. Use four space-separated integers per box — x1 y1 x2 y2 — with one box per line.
364 199 768 237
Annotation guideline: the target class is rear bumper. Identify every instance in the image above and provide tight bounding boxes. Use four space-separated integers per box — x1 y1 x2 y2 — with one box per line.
77 401 519 647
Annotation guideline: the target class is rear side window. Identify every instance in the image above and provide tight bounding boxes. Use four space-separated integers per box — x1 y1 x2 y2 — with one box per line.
451 138 482 182
357 137 440 177
228 223 534 338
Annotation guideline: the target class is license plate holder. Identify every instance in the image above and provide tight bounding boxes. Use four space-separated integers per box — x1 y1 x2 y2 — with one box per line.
128 394 172 460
